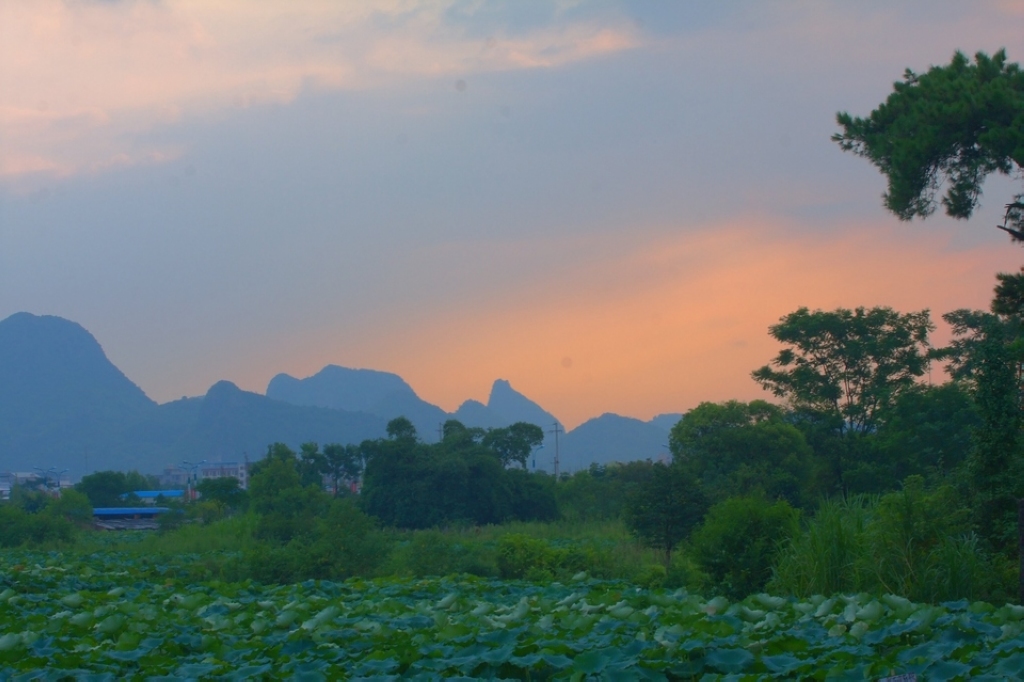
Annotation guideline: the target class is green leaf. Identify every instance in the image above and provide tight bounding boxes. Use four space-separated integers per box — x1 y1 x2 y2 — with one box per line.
704 647 754 673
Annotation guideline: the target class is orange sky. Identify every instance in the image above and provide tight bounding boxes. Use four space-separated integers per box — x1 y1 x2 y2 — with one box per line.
262 216 1023 429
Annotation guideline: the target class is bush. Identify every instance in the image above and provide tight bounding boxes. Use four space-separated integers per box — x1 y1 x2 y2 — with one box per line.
496 534 559 580
0 505 75 548
690 496 799 599
246 498 390 583
770 478 1005 601
494 533 606 581
388 530 497 578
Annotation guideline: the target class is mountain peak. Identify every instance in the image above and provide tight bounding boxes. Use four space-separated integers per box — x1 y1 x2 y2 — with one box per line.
486 378 560 430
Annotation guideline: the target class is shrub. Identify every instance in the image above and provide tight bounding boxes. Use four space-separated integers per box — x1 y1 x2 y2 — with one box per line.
388 530 497 578
496 534 559 579
770 478 1005 601
690 496 799 599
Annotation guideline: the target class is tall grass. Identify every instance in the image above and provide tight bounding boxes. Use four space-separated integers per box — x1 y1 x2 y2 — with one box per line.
770 496 872 596
770 483 1007 602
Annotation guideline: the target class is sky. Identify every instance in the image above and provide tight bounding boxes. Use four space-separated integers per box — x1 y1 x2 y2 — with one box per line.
1 0 1022 429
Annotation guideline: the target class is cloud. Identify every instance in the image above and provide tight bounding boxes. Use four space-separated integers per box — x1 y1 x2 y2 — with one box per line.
0 0 639 181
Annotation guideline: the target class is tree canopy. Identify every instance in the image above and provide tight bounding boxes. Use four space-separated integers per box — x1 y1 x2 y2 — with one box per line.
834 49 1024 238
669 400 813 507
359 418 557 529
752 306 933 436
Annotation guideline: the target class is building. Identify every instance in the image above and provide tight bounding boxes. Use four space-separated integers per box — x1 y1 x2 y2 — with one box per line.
0 471 73 500
199 462 248 490
158 460 248 491
92 507 171 531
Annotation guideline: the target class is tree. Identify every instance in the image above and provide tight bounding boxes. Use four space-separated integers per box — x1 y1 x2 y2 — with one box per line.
75 470 130 508
670 400 813 507
623 462 708 563
938 306 1024 551
752 306 933 492
482 422 544 469
359 418 556 529
320 443 362 496
195 476 247 511
834 49 1024 239
871 383 980 484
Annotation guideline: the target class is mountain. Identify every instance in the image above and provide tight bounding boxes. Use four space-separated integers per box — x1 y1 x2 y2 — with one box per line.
486 379 561 432
180 380 387 462
452 399 507 430
0 313 158 472
267 366 447 440
649 413 684 433
558 413 671 474
0 312 684 477
0 314 390 475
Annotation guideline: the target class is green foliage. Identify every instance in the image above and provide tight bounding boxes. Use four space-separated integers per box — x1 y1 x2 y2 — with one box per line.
49 489 93 524
671 400 813 506
482 422 544 469
0 504 75 548
494 533 594 581
556 461 656 522
623 462 708 561
75 470 155 507
360 419 556 529
939 308 1024 552
771 478 999 602
505 468 558 522
834 49 1023 226
7 550 1024 677
319 442 362 496
386 530 497 578
248 498 390 584
496 533 560 580
195 476 247 512
690 496 799 599
869 383 979 486
771 496 872 597
753 306 933 493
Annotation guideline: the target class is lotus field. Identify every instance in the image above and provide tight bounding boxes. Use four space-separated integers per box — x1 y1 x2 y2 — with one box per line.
2 551 1024 679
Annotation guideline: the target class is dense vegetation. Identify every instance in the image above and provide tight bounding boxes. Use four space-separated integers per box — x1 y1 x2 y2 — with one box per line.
6 549 1024 678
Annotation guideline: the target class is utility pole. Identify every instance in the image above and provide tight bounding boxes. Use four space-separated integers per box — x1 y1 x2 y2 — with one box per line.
438 423 445 443
549 422 562 481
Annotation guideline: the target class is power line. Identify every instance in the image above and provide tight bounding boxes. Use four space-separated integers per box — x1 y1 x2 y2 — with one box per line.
548 422 562 481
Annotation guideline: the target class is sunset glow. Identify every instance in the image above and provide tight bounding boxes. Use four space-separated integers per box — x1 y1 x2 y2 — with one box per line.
2 0 1021 428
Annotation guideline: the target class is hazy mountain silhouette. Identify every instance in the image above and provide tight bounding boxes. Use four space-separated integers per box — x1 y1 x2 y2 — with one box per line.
486 379 561 432
452 399 507 430
182 380 387 462
0 314 388 474
649 413 684 433
560 413 671 473
0 313 157 473
0 312 685 476
267 366 446 439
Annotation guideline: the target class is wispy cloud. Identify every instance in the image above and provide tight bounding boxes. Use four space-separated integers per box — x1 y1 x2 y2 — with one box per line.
0 1 639 181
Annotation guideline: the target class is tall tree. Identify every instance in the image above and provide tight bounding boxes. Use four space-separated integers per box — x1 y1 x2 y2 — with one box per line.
938 300 1024 551
320 443 363 496
623 462 708 563
482 422 544 469
670 400 813 507
833 49 1024 239
752 306 933 491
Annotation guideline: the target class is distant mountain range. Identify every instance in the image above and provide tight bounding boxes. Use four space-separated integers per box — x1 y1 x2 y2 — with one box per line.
0 312 682 477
